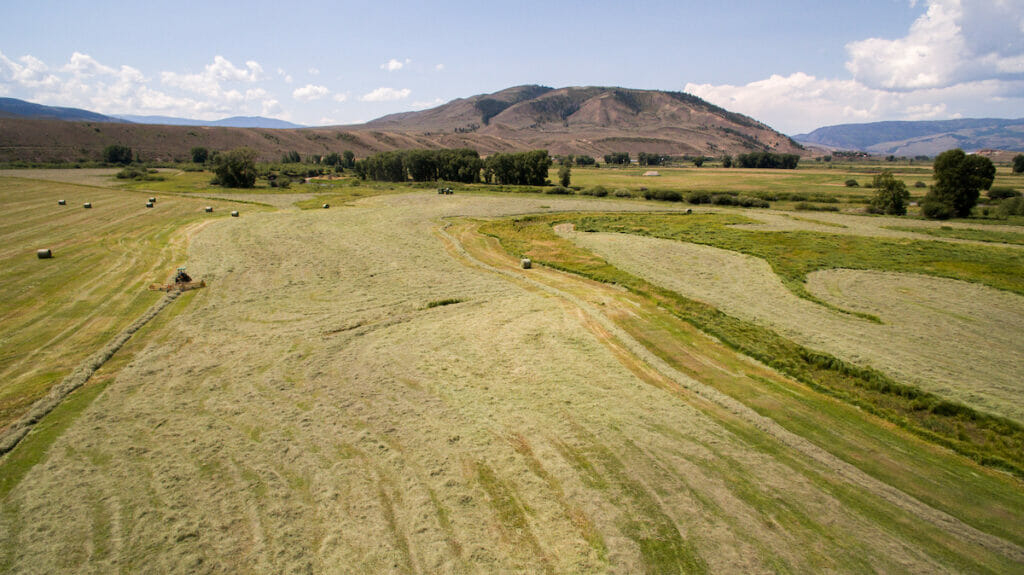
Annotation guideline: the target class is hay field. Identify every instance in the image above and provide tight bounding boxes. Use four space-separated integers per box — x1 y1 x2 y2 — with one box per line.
561 229 1024 424
1 181 1023 572
0 174 246 429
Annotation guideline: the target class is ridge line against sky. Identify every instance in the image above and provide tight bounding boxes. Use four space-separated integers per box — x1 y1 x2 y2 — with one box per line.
1 0 1021 134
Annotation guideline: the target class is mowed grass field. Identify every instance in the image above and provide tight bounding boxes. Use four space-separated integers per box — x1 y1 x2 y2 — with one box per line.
0 169 1022 573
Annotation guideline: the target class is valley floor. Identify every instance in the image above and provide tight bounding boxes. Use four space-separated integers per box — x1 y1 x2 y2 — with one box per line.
1 183 1022 573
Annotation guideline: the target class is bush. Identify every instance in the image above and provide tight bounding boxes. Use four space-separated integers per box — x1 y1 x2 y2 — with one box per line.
998 196 1024 216
867 171 910 215
212 147 258 188
921 196 957 219
103 144 133 165
643 189 682 202
987 187 1021 200
845 179 859 187
545 185 574 195
580 185 608 197
613 188 632 198
914 181 927 188
687 191 711 204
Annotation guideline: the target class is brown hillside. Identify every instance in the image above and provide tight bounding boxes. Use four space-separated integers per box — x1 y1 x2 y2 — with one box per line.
0 85 804 162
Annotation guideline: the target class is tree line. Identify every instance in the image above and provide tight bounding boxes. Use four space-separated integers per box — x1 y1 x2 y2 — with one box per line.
353 148 553 186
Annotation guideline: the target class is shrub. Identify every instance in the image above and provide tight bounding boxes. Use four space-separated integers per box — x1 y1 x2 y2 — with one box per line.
580 185 608 197
845 179 859 187
987 187 1021 200
921 196 957 219
545 186 574 195
103 144 133 165
914 181 927 188
998 196 1024 216
644 189 682 202
613 188 632 198
687 191 711 204
795 202 840 212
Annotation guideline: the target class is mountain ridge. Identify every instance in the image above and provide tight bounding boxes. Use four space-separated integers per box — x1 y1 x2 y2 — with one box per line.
794 118 1024 156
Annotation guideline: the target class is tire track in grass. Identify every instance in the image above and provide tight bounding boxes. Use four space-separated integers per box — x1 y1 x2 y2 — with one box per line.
437 218 1024 565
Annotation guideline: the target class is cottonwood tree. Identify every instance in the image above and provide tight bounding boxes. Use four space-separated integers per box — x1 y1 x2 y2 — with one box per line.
921 149 995 219
868 171 910 215
213 147 258 188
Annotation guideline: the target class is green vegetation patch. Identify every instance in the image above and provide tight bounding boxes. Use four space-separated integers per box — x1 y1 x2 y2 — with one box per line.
884 225 1024 245
571 212 1024 299
479 214 1024 477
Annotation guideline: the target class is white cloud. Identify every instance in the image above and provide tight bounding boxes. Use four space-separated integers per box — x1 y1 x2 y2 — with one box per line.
411 98 444 109
361 87 411 102
381 58 411 72
0 50 60 89
277 67 293 84
332 92 349 103
308 67 320 76
846 0 1024 90
435 63 445 72
293 84 329 101
685 0 1024 133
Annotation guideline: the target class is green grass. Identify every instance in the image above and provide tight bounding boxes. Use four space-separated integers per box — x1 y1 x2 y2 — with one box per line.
884 225 1024 245
479 214 1024 477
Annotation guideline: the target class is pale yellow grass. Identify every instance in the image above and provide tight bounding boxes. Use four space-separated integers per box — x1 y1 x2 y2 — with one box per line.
2 191 1019 573
562 229 1024 424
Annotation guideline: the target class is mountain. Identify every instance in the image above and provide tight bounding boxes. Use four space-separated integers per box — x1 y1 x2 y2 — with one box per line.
0 97 125 123
794 118 1024 156
356 85 804 156
0 86 805 163
116 114 305 129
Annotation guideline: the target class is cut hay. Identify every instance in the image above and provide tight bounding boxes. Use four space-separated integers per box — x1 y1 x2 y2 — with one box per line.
36 248 52 259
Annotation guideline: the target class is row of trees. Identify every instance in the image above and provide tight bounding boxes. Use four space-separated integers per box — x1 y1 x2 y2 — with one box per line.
352 149 485 183
735 152 800 169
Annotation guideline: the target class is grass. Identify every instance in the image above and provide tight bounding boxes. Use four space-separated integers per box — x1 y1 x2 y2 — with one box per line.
479 213 1024 476
884 224 1024 245
0 175 232 429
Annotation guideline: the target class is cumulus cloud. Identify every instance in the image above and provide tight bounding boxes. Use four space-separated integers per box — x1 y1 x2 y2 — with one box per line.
0 50 60 89
435 64 445 72
293 84 329 101
846 0 1024 90
381 58 411 72
361 87 411 102
332 93 349 103
685 0 1024 133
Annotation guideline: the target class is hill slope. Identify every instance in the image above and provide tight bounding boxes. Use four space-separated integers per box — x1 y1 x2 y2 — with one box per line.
0 86 804 162
794 118 1024 156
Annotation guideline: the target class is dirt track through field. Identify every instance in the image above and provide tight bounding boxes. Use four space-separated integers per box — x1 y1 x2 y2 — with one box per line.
2 192 1022 573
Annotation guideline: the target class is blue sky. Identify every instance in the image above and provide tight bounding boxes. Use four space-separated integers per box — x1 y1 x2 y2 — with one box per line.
1 0 1021 134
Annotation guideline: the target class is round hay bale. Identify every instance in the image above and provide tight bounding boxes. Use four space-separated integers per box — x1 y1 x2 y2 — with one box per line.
322 203 330 209
58 199 66 205
83 202 92 209
686 208 692 214
145 202 154 208
148 197 156 202
37 248 52 259
521 258 532 269
204 206 213 213
231 210 239 217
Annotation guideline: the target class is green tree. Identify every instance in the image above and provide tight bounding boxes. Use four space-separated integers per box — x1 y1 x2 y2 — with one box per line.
1013 154 1024 174
558 163 571 187
103 144 133 165
282 150 301 164
342 150 356 168
693 157 705 167
922 149 995 219
868 171 910 215
213 147 258 188
190 146 209 164
721 154 732 168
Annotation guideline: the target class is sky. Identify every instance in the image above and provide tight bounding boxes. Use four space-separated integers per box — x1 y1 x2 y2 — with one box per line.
1 0 1022 135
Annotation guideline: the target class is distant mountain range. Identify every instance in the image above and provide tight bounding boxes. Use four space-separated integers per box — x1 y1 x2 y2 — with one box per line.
0 97 302 129
114 114 305 129
794 118 1024 156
